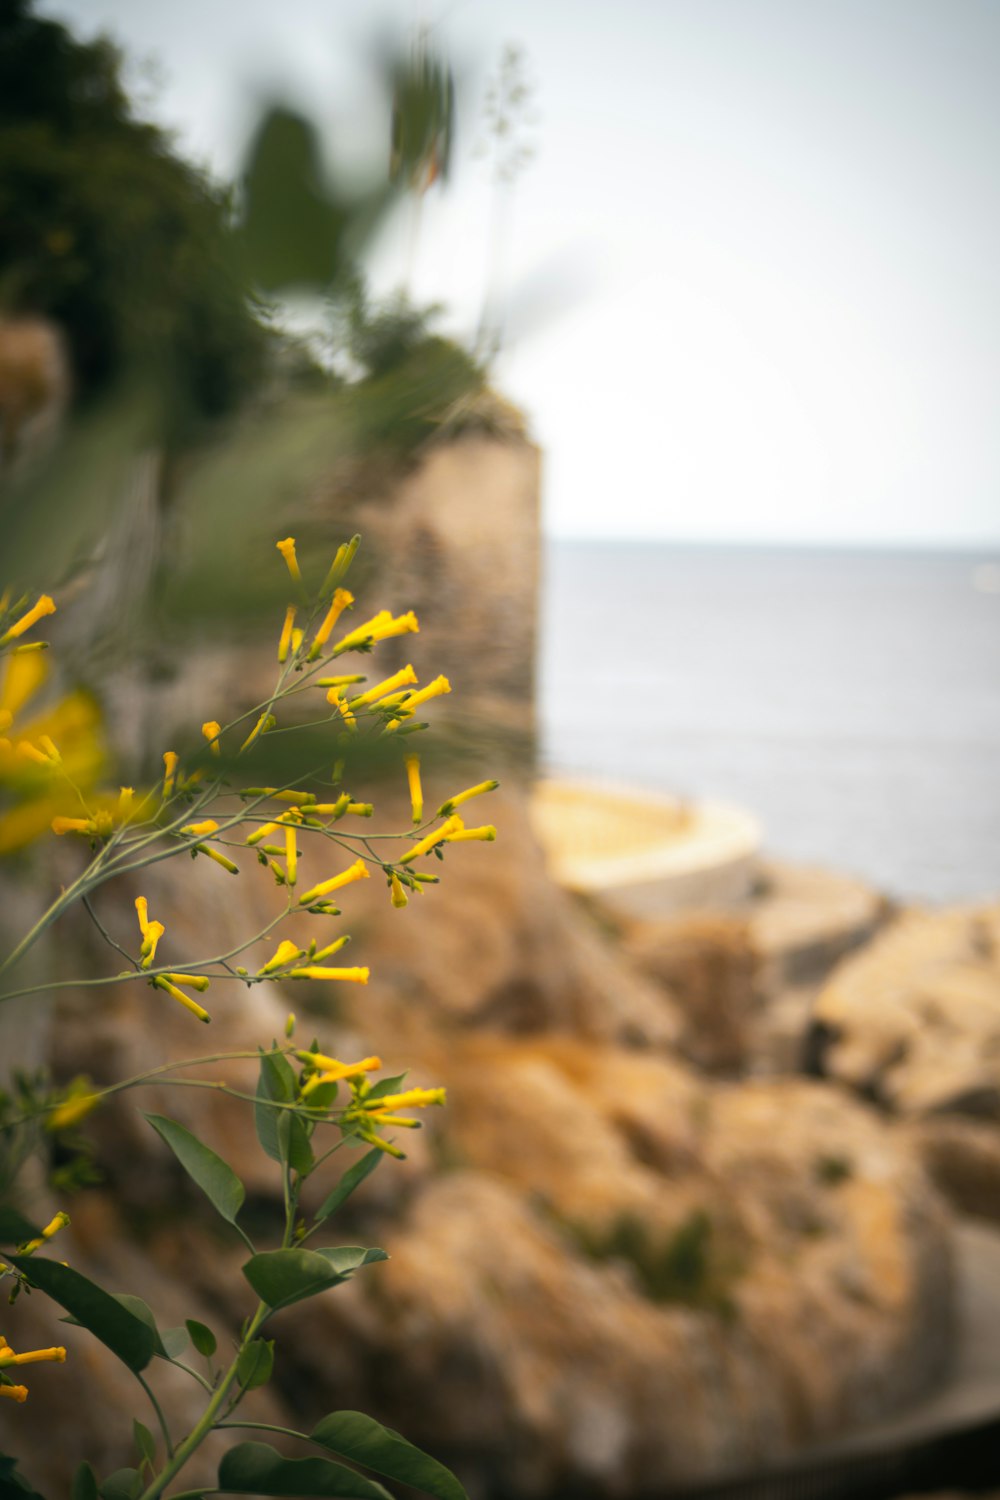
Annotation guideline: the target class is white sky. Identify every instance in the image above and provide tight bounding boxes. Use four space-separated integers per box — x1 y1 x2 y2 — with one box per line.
41 0 1000 545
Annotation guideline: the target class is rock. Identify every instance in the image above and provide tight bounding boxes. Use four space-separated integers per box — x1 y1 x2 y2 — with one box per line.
622 912 758 1073
905 1115 1000 1224
811 906 1000 1114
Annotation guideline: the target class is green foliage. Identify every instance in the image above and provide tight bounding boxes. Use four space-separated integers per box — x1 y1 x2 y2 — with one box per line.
311 1412 467 1500
143 1114 246 1227
0 4 265 425
241 1245 387 1313
315 1146 384 1223
569 1210 742 1315
0 1455 47 1500
235 1337 274 1391
7 1256 156 1371
71 1465 99 1500
185 1318 217 1358
218 1443 392 1498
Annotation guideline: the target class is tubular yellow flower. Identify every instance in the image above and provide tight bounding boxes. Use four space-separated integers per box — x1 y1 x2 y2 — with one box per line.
47 1091 99 1131
348 664 418 709
50 816 91 836
277 605 297 663
16 740 57 767
162 750 179 798
363 1135 406 1158
164 972 210 992
181 820 219 838
307 794 351 820
201 846 240 874
363 1086 446 1112
405 753 423 824
310 935 351 962
285 824 298 886
20 1212 70 1255
315 674 366 689
258 939 303 975
297 858 370 905
444 824 497 844
363 1113 421 1128
390 873 408 908
0 1383 28 1403
135 896 149 934
296 1049 382 1077
334 610 419 654
287 966 370 983
309 589 354 659
153 975 210 1023
291 627 304 653
385 674 451 730
438 779 500 816
140 920 165 970
202 721 222 754
398 814 463 864
0 1346 66 1367
326 687 356 727
240 711 275 753
276 536 302 584
0 594 56 646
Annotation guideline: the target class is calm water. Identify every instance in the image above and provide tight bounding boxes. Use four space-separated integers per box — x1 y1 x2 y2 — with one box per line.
539 542 1000 905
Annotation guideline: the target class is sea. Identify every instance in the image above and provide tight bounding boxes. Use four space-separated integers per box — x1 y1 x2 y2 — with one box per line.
539 541 1000 907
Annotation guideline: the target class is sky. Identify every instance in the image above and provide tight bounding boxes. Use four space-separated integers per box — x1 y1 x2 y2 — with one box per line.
40 0 1000 546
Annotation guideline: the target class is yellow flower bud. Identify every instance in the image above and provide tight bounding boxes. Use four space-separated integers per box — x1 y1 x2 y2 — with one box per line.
348 664 418 709
202 721 222 754
405 753 423 824
297 858 370 905
153 975 210 1023
277 605 297 663
309 589 354 659
287 966 370 983
385 675 451 730
398 815 463 864
390 873 408 908
437 779 500 816
162 750 179 798
0 594 56 646
363 1086 446 1111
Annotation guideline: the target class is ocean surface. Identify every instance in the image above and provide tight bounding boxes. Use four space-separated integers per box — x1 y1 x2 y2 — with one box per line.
539 541 1000 906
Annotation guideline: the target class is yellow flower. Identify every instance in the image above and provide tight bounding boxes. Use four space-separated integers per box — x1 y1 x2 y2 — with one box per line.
390 873 408 908
443 824 497 844
0 1345 66 1368
285 824 298 886
298 1052 382 1095
202 721 222 754
384 675 451 730
309 589 354 659
362 1086 446 1111
0 594 56 647
240 711 275 753
0 1383 28 1402
47 1089 99 1131
141 919 165 970
19 1211 69 1255
152 975 210 1023
297 858 370 905
162 750 179 798
348 664 418 709
405 753 423 824
286 965 370 983
398 814 463 864
437 779 500 816
276 536 302 584
277 605 297 663
257 939 303 975
333 610 419 654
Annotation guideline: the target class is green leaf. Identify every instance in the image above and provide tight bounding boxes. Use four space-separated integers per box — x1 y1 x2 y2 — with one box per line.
133 1420 156 1467
8 1257 155 1372
160 1325 190 1359
186 1318 217 1358
0 1208 40 1245
315 1148 383 1223
143 1114 245 1226
236 1337 274 1390
217 1442 392 1498
255 1051 295 1164
0 1454 47 1500
311 1413 468 1500
277 1106 314 1178
72 1463 99 1500
110 1293 173 1360
99 1471 142 1500
241 1245 383 1313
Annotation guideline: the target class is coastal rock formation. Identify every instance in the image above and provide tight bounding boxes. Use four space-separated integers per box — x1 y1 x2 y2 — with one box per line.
7 432 960 1494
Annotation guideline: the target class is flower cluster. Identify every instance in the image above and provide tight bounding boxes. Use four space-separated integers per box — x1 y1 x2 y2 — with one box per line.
295 1049 447 1159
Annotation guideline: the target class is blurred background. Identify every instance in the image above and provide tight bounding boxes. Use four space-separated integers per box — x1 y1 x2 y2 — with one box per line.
4 2 1000 1494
